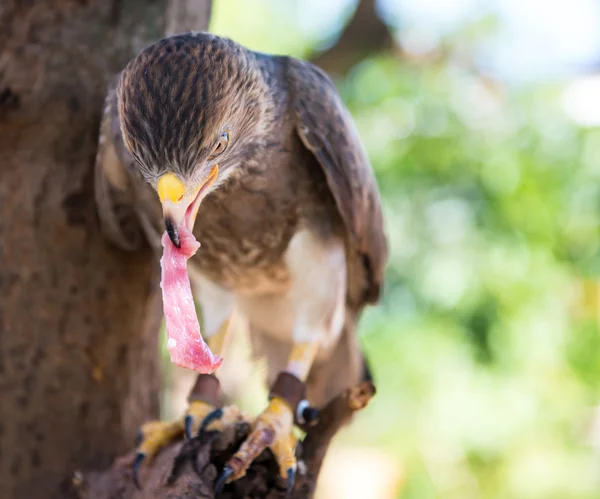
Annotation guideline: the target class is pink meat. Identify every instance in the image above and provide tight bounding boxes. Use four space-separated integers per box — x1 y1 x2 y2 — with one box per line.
160 226 223 373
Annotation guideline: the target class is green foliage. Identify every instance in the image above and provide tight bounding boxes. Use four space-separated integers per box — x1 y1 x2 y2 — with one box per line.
346 53 600 499
338 52 600 496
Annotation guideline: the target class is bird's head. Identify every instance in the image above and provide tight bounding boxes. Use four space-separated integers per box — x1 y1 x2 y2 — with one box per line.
116 33 272 247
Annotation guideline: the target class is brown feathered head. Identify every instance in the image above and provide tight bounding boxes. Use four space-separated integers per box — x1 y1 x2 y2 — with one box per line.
117 32 271 246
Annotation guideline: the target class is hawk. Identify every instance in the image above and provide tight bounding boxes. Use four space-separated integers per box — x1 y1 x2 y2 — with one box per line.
94 32 388 493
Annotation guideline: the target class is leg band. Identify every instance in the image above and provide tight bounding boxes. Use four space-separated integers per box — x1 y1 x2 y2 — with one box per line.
269 372 318 426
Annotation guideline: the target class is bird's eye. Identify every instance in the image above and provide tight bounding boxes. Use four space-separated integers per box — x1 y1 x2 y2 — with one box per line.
209 131 229 160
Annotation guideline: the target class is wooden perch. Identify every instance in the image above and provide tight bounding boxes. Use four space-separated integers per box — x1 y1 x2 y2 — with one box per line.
73 381 375 499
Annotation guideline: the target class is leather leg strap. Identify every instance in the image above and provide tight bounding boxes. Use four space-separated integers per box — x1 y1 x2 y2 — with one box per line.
269 372 313 426
187 373 222 407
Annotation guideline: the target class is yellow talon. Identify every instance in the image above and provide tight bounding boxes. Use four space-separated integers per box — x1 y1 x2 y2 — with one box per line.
258 398 296 478
137 419 184 458
185 400 216 437
186 401 246 437
255 398 294 429
135 402 246 462
224 397 296 482
271 431 297 479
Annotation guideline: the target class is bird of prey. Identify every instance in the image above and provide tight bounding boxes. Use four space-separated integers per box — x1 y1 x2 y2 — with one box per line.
94 32 388 492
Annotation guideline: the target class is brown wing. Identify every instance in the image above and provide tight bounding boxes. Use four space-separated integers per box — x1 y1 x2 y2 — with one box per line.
94 79 162 251
286 57 388 307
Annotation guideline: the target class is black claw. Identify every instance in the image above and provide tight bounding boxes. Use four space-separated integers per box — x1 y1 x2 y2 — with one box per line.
132 452 145 490
286 467 296 495
199 407 223 436
302 406 320 426
184 415 194 439
214 466 233 495
134 429 143 447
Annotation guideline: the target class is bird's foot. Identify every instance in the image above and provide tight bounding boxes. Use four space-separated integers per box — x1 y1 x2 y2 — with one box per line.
132 401 247 488
215 372 314 495
132 373 247 488
215 397 297 495
185 401 247 439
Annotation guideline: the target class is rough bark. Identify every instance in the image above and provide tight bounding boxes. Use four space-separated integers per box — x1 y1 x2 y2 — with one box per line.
311 0 395 77
76 381 376 499
0 2 211 498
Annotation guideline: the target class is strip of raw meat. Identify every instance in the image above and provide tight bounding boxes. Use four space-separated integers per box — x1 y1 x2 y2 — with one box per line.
160 226 223 373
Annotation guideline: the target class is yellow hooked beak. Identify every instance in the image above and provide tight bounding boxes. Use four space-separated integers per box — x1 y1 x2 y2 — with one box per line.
157 165 219 247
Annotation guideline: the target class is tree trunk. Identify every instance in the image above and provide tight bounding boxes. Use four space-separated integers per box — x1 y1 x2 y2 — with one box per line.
0 2 211 498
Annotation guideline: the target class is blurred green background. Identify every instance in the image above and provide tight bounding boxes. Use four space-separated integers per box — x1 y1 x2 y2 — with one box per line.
163 0 600 497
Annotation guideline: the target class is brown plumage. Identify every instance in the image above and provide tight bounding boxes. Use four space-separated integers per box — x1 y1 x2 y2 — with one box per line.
109 32 387 308
95 31 388 488
118 35 270 178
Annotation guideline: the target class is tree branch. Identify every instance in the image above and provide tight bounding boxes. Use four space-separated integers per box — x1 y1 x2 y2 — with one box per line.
311 0 395 77
74 381 376 499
